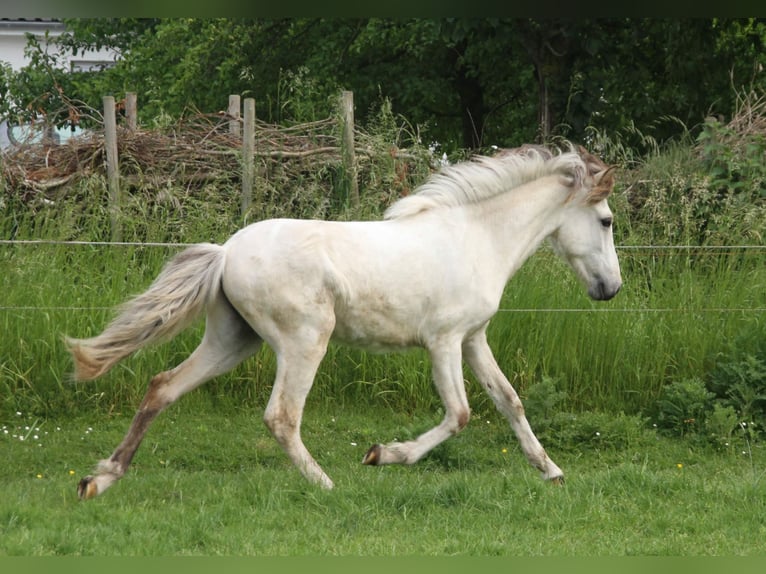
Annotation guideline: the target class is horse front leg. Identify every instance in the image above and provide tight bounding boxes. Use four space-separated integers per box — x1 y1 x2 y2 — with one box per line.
363 339 470 466
462 329 564 483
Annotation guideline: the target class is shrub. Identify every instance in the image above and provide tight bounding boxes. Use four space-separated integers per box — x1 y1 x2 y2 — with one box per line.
523 377 653 452
704 402 739 449
708 353 766 435
653 378 714 437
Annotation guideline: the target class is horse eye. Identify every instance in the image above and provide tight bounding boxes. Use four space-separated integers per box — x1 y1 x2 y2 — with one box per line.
600 217 613 229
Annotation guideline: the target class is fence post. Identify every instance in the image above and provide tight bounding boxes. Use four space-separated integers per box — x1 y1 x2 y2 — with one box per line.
228 94 241 137
340 90 359 208
103 95 121 242
125 92 137 131
241 97 255 217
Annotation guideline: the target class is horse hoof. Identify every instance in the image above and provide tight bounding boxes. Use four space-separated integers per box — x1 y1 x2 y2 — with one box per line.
549 475 565 486
77 476 98 500
362 444 382 465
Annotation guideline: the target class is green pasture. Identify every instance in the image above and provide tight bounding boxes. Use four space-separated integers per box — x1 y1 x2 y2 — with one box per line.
1 405 764 555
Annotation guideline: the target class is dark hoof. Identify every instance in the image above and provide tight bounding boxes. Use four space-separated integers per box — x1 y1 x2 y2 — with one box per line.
77 476 97 500
549 475 565 486
362 444 382 465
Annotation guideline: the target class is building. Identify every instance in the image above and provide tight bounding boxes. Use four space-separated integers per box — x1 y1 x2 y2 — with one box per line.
0 18 118 148
0 18 116 71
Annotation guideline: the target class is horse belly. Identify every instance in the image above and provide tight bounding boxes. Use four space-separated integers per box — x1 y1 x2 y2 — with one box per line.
331 301 423 352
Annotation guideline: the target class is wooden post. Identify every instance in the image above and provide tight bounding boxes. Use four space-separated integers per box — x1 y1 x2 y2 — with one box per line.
241 97 255 217
103 95 121 242
125 92 137 131
228 94 241 136
340 90 359 207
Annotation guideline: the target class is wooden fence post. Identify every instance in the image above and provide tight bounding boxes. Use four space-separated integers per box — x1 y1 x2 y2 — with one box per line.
125 92 137 131
228 94 241 137
340 90 359 208
103 95 121 242
241 97 255 217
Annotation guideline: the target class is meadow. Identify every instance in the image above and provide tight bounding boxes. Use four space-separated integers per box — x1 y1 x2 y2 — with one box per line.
1 121 765 556
2 405 765 555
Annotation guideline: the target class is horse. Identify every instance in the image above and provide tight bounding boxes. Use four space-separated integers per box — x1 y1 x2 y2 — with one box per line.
66 143 621 500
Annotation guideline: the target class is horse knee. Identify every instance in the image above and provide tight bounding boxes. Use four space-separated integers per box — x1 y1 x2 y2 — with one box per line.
457 407 470 430
449 406 470 434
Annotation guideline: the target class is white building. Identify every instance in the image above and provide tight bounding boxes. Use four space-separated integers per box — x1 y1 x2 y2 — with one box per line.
0 18 118 148
0 18 117 71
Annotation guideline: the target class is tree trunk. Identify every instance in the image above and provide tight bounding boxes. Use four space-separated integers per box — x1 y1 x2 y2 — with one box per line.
450 40 486 149
456 74 485 149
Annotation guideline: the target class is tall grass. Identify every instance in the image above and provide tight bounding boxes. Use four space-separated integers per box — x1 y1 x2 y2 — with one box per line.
1 232 762 419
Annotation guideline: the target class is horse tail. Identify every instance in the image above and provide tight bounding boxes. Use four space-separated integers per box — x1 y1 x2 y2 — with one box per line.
65 243 226 381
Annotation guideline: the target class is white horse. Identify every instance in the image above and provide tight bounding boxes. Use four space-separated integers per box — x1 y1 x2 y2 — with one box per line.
67 143 621 500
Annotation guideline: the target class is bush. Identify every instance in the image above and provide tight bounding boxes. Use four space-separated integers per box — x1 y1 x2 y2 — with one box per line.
708 353 766 435
523 377 653 452
653 378 714 437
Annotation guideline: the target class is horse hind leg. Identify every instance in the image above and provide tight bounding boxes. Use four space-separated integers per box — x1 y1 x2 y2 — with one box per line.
78 295 262 500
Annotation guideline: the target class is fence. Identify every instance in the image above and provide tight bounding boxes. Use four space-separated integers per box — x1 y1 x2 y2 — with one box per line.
100 91 360 241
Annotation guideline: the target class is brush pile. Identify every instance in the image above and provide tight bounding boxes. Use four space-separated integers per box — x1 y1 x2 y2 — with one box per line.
0 110 350 201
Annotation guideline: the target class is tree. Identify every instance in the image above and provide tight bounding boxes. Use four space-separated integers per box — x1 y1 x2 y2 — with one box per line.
4 18 765 153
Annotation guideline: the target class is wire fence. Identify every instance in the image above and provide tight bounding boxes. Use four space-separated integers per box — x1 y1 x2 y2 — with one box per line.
2 239 765 314
3 239 766 250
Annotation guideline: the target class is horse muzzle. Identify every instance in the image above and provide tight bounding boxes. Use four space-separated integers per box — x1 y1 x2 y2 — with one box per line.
588 279 622 301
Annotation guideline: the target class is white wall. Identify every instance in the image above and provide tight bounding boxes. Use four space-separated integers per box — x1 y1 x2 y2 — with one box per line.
0 19 117 72
0 20 117 149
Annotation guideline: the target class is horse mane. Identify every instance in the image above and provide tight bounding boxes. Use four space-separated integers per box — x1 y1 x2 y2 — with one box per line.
384 142 610 220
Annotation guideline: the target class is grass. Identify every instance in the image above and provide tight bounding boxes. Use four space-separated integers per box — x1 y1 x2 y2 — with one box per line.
1 404 765 555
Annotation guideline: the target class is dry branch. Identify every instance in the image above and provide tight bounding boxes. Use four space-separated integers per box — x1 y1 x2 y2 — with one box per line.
1 110 350 201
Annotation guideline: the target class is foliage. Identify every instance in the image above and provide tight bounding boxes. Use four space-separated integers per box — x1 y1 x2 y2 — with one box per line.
4 18 766 151
708 351 766 435
521 377 654 453
653 378 715 438
620 87 766 246
652 339 766 446
696 88 766 204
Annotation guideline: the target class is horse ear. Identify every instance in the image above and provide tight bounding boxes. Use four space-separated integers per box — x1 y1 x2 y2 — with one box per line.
595 165 617 185
591 165 617 200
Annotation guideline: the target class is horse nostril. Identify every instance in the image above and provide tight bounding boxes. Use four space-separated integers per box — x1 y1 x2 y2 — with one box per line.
602 282 621 300
591 280 621 301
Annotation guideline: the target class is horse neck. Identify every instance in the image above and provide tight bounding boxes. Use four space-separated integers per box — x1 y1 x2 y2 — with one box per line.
469 175 567 278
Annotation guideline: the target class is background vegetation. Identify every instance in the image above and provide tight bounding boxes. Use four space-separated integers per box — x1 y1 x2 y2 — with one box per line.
2 19 766 150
